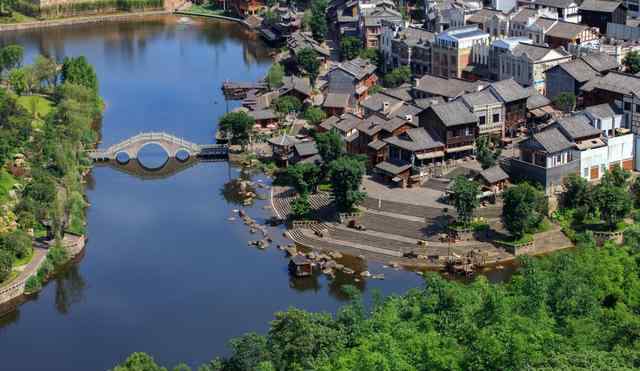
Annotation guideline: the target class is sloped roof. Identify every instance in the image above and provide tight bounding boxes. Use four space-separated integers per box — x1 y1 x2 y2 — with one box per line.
553 113 601 140
490 79 529 103
269 134 300 147
384 127 444 151
323 93 351 108
430 101 478 127
375 158 412 175
546 21 589 40
555 59 598 83
526 127 574 153
414 75 485 99
511 8 539 23
281 75 312 97
336 57 377 80
579 0 623 12
584 102 620 119
294 141 319 157
511 43 567 61
526 88 552 110
384 84 413 102
319 115 340 131
581 72 640 96
479 166 509 184
580 52 618 73
361 92 402 113
249 109 277 121
461 89 500 107
532 0 577 8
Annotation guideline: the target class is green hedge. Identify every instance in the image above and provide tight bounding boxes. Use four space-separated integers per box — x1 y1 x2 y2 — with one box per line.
16 0 164 18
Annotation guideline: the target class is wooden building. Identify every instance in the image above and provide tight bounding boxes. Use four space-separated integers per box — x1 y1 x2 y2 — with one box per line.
579 0 626 34
289 255 312 277
419 101 478 158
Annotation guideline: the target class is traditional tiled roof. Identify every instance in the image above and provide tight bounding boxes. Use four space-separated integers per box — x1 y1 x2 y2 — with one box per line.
368 139 387 150
552 113 601 140
323 93 351 108
580 52 618 73
511 43 567 61
511 8 539 23
375 158 412 175
490 79 529 103
384 127 444 152
581 72 640 96
294 141 319 157
554 59 598 83
334 113 361 132
361 92 402 113
526 127 574 153
479 166 509 184
579 0 623 12
394 26 435 47
249 109 277 121
584 102 620 119
319 115 340 131
336 57 377 80
546 21 589 40
461 89 500 107
287 32 331 57
414 75 485 99
526 88 552 110
529 0 577 8
269 134 300 147
383 84 413 102
430 101 478 127
467 8 506 24
280 75 312 97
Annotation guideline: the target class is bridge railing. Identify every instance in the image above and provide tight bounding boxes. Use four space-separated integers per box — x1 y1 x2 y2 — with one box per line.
97 132 202 156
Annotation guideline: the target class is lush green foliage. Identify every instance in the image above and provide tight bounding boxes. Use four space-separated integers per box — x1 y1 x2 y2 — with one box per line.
296 48 320 86
0 229 31 260
358 48 380 67
0 44 23 75
265 63 284 90
328 156 366 212
61 56 98 94
594 180 631 228
303 106 326 125
383 66 411 88
449 176 480 226
309 0 327 42
272 96 302 115
116 234 640 370
315 130 344 165
340 36 362 61
502 182 547 238
284 162 321 195
219 111 254 148
290 194 312 220
0 249 12 282
624 50 640 74
553 92 576 112
475 135 501 169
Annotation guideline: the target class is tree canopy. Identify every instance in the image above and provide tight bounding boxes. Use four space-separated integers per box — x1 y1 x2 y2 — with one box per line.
296 48 321 86
475 135 501 169
328 156 366 212
553 92 576 112
219 111 254 148
315 130 344 165
303 106 326 125
502 182 547 238
0 44 24 75
284 162 321 195
265 63 284 90
272 96 302 115
624 50 640 74
61 56 98 94
449 176 480 226
309 0 328 42
382 66 411 88
340 36 362 61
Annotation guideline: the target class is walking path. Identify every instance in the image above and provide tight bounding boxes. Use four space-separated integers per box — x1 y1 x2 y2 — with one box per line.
0 10 170 32
0 245 47 304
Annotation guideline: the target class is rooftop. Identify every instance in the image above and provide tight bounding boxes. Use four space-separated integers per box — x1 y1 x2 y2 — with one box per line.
384 127 444 152
553 113 601 140
579 0 623 12
335 57 377 80
269 134 300 147
324 93 352 108
479 166 509 184
581 72 640 96
526 127 574 153
430 101 478 127
294 141 319 157
511 43 567 61
461 89 501 107
554 59 598 83
580 52 618 73
584 102 620 119
414 74 485 99
490 79 529 103
546 21 590 40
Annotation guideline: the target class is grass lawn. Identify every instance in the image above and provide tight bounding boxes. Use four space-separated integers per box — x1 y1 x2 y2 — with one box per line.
318 183 333 192
0 270 19 286
17 96 54 127
0 169 17 203
13 248 34 267
496 233 533 247
183 4 225 16
0 11 37 24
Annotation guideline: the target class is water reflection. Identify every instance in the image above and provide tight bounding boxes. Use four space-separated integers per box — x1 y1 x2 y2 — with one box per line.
137 143 170 170
93 158 203 180
54 265 87 315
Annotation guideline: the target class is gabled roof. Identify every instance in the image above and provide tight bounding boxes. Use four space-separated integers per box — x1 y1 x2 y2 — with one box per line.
249 109 278 121
361 92 402 113
334 113 361 132
319 115 340 131
511 43 568 62
395 27 435 48
280 75 312 97
383 127 444 152
323 93 351 108
414 75 485 99
490 79 529 103
294 141 319 157
554 59 598 83
269 134 301 147
584 102 620 119
384 84 413 102
461 89 501 107
579 0 623 12
467 8 507 24
335 57 377 80
581 72 640 96
552 114 601 140
479 166 509 184
511 8 540 23
375 158 412 175
430 101 478 127
528 0 577 8
525 127 573 153
580 52 618 73
526 88 552 110
287 32 331 57
546 21 590 40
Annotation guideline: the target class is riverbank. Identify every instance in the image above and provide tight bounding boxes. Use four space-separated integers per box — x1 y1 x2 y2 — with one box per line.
174 9 253 29
0 9 170 32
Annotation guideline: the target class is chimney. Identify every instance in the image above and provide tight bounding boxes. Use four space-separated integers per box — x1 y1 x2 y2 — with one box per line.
382 101 390 114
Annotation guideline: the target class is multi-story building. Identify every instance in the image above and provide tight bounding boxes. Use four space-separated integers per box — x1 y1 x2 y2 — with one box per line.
325 57 378 115
431 25 490 79
579 0 626 34
360 5 403 48
517 0 581 23
380 22 435 74
418 100 479 158
466 8 511 38
497 42 571 94
459 89 505 138
509 8 558 43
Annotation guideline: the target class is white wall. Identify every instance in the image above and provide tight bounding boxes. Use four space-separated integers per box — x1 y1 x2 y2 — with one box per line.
608 134 634 163
579 146 608 179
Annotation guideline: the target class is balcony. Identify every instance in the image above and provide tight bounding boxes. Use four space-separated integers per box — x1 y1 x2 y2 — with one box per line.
478 122 503 134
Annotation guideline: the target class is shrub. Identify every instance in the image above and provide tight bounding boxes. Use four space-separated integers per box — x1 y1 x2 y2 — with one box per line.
25 275 42 293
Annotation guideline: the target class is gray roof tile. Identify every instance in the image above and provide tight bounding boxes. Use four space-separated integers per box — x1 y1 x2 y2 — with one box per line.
431 101 478 127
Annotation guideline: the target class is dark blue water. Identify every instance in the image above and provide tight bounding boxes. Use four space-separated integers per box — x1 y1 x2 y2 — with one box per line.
0 15 424 371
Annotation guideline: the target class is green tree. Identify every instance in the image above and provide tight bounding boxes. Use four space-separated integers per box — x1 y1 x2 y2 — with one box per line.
594 181 631 228
623 50 640 74
226 332 271 370
0 249 11 283
358 48 381 67
553 92 576 112
285 162 322 195
291 194 312 220
601 166 630 188
315 130 344 165
562 174 592 209
382 66 411 88
502 182 547 238
303 106 326 125
112 352 168 371
33 55 59 89
273 95 302 115
309 0 328 42
631 176 640 208
449 176 480 226
61 56 98 93
301 9 312 32
328 156 366 212
219 111 255 150
0 44 24 75
8 68 27 95
266 63 284 90
340 36 362 61
296 48 321 86
0 229 32 260
263 9 278 26
475 135 501 169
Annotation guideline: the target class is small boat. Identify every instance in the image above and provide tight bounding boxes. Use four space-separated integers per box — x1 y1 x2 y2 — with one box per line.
178 17 191 24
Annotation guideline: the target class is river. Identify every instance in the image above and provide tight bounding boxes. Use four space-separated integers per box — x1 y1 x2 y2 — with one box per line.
0 15 428 371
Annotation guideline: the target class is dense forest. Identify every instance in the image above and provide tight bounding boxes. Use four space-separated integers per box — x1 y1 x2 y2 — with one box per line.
113 232 640 371
0 44 101 288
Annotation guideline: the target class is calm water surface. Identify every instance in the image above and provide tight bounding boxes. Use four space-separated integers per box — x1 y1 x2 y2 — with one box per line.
0 16 426 371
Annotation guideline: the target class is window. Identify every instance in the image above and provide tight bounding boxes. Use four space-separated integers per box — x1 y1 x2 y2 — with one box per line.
583 167 589 177
636 104 640 113
601 164 607 174
479 116 486 125
493 113 500 123
625 102 632 111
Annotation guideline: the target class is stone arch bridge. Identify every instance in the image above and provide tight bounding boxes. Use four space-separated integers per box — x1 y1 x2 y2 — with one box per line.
88 132 227 161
